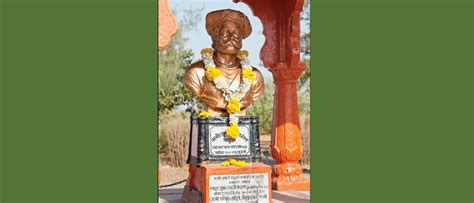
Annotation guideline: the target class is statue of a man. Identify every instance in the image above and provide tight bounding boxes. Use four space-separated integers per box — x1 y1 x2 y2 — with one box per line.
183 9 264 116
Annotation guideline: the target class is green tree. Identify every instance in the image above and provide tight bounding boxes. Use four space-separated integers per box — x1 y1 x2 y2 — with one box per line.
299 0 311 92
158 8 203 115
298 0 311 114
246 82 275 134
158 8 202 159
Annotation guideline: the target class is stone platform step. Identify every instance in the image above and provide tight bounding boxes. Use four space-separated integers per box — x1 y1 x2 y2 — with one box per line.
159 172 311 203
159 186 310 203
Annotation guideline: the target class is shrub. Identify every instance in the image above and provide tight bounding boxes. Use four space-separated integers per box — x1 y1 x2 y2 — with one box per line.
299 114 310 167
158 113 190 167
246 82 274 134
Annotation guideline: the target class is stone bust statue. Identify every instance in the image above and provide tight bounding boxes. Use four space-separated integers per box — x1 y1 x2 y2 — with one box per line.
183 9 264 116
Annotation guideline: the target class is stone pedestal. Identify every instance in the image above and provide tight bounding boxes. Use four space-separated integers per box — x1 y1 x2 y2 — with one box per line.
181 163 272 203
182 116 272 202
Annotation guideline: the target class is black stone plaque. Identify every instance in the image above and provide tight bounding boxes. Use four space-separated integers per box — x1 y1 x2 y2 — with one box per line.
187 116 261 165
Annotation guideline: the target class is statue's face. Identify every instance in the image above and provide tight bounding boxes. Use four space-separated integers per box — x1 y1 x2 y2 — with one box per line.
212 21 243 55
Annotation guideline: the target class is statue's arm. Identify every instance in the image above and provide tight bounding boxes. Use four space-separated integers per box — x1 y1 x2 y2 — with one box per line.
182 62 204 98
251 68 265 102
240 68 265 112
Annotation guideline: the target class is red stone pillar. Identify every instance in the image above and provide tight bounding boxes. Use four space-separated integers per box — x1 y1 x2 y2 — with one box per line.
270 64 310 190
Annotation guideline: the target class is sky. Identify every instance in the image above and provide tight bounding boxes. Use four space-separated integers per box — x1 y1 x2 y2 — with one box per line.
169 0 309 80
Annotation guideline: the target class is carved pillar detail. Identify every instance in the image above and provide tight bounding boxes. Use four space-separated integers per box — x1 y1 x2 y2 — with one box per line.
269 63 309 190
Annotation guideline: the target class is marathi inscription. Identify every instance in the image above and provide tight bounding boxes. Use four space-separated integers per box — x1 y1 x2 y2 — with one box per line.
209 125 250 156
209 173 269 203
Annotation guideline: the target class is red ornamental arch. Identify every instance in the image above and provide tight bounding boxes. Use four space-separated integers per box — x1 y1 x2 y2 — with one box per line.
158 0 178 49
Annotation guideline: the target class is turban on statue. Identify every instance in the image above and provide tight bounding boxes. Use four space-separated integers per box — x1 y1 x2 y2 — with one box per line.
205 9 252 39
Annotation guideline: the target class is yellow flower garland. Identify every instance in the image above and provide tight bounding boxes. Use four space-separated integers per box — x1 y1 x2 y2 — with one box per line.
205 66 222 81
225 124 240 139
200 48 257 140
226 97 241 114
222 160 230 166
242 68 256 82
221 158 247 167
198 111 211 117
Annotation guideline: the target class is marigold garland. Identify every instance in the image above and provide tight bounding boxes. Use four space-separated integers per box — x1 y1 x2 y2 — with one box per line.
205 66 221 81
236 160 247 167
201 48 256 140
222 160 230 166
226 97 241 114
221 158 247 167
242 68 256 82
198 111 211 117
225 124 240 139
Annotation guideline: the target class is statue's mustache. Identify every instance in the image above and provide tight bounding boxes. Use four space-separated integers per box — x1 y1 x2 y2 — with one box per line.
223 40 241 48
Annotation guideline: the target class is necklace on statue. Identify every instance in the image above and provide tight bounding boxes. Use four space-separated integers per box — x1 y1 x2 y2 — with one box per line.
215 60 239 70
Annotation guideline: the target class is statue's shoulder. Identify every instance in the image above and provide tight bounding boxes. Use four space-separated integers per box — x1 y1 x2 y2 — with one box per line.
184 60 206 81
251 66 265 80
187 60 205 71
251 66 263 74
